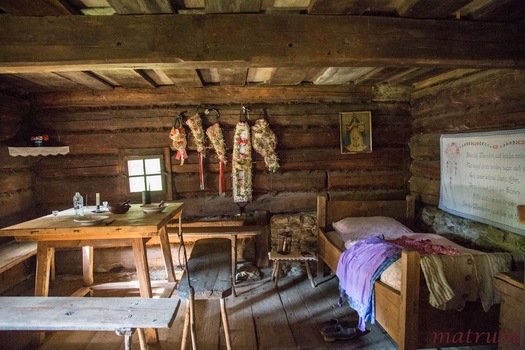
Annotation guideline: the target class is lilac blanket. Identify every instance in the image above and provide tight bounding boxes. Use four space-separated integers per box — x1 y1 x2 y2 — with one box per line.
336 236 401 331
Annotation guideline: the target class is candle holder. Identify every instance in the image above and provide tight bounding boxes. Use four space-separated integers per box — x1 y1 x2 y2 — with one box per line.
277 232 292 255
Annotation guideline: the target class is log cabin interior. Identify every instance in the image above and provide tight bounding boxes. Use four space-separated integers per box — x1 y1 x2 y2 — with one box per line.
0 0 525 349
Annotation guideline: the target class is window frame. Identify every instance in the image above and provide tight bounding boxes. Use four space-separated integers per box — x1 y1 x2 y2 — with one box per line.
127 155 164 193
118 147 173 203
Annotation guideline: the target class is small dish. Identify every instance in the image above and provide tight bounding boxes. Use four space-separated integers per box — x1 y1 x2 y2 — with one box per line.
140 204 168 213
74 215 109 226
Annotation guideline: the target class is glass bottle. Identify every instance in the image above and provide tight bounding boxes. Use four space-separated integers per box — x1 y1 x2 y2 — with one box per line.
73 192 84 217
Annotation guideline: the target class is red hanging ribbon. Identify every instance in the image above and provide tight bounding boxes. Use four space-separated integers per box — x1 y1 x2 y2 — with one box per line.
198 153 204 190
219 161 225 195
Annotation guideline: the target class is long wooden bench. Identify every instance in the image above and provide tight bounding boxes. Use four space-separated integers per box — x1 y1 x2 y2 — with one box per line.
0 241 37 275
177 238 233 350
0 240 57 294
0 296 181 350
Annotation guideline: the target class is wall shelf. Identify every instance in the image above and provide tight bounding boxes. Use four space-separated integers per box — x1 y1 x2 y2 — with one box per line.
8 146 69 157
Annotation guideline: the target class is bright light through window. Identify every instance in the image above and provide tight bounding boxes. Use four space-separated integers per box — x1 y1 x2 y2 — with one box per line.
127 157 163 193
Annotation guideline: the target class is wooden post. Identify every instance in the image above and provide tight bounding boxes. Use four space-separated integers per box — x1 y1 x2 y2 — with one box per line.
399 250 420 350
131 238 158 343
82 246 94 286
34 243 53 297
158 225 176 282
164 147 174 201
316 195 327 277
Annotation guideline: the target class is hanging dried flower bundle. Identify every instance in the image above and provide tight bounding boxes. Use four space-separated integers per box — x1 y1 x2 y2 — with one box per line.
206 123 227 195
186 113 207 155
251 118 280 173
186 113 207 189
169 117 188 165
232 121 252 202
206 123 227 164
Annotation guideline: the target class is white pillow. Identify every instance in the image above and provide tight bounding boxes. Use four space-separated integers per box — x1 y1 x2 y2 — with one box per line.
332 216 413 246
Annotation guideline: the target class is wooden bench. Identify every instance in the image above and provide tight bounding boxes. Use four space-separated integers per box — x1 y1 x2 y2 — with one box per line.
177 238 233 350
0 241 37 275
0 296 180 350
0 240 57 294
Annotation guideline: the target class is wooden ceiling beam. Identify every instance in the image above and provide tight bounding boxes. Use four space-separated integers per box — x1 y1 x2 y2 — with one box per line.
0 14 523 73
31 85 376 108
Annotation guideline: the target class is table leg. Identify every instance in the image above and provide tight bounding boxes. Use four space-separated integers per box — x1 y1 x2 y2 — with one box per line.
231 235 237 297
304 261 315 288
131 238 158 343
35 243 53 297
271 260 277 281
34 243 54 345
273 261 280 286
82 246 94 286
158 225 176 283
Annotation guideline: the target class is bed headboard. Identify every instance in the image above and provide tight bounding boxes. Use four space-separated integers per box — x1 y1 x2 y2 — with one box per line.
316 195 415 230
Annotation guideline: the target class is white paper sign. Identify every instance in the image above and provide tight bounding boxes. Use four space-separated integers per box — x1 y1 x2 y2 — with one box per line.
439 129 525 236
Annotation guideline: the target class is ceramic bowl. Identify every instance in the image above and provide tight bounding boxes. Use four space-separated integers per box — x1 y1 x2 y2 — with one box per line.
140 204 167 213
108 204 130 214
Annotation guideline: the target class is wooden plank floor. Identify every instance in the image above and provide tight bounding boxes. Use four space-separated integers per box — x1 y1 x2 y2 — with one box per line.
0 269 398 350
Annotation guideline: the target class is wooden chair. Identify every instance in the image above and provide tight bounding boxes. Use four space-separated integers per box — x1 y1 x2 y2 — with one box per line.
177 238 233 350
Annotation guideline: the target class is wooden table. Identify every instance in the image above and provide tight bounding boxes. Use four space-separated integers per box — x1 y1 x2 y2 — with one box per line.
0 203 184 343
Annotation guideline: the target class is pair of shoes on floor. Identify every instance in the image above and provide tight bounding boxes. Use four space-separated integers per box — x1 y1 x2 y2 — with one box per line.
320 318 357 342
321 318 339 335
322 324 357 342
320 318 345 335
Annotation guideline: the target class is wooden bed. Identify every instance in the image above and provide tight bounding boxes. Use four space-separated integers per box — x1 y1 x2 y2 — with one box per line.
316 195 500 350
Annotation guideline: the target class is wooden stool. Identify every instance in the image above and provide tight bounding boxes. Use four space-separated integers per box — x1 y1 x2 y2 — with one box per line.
269 251 317 288
177 238 233 350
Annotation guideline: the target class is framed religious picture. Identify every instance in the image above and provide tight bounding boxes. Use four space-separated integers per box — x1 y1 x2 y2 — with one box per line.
339 111 372 154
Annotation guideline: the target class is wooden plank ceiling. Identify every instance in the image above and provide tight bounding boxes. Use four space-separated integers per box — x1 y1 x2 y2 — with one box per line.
0 0 524 96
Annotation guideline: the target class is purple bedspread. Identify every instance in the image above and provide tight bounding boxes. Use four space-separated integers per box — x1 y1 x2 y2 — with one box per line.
336 236 401 331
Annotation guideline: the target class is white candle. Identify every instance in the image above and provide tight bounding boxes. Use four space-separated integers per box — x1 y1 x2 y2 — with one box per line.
96 193 100 206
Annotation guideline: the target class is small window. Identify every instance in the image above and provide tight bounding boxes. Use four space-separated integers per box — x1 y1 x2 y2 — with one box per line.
127 156 164 193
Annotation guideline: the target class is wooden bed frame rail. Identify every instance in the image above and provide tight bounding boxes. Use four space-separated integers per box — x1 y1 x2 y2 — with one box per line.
316 195 500 350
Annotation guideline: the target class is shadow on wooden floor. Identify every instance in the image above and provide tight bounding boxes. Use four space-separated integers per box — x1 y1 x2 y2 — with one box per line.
1 269 398 350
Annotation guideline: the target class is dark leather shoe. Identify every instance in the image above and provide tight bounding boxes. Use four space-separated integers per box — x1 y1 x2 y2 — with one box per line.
323 325 357 342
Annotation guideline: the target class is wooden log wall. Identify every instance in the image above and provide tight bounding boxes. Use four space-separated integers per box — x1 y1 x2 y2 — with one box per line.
0 93 33 238
31 89 412 218
0 92 35 289
409 69 525 206
410 69 525 251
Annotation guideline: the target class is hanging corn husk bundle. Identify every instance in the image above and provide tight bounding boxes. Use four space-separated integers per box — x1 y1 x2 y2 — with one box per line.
251 118 279 173
206 123 227 195
169 116 187 165
232 121 252 202
186 113 207 189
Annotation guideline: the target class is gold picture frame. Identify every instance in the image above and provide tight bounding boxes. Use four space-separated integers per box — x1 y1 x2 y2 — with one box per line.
339 111 372 154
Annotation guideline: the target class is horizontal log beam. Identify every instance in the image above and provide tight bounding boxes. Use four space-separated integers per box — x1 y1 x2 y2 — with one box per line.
32 85 374 108
0 14 524 73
